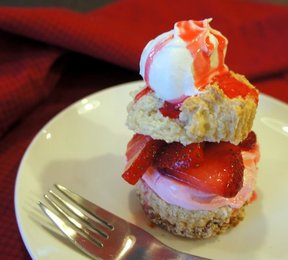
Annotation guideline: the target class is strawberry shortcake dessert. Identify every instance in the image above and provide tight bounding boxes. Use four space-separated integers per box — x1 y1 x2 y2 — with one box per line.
122 19 260 239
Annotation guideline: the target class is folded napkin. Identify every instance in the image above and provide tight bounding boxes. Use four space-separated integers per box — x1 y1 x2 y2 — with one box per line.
0 0 287 138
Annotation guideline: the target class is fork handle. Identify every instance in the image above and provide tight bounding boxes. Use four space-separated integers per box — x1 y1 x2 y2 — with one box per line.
125 241 209 259
128 227 210 259
143 241 209 259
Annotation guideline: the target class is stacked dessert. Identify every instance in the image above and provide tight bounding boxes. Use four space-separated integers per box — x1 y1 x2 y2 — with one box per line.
122 19 260 239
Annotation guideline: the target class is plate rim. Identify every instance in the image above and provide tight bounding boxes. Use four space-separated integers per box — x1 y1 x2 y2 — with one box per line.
14 80 288 259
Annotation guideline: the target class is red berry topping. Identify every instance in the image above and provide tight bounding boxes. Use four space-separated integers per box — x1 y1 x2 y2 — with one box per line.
249 191 257 203
122 134 164 185
212 72 259 104
158 142 244 198
159 101 181 119
155 142 204 171
239 131 257 150
134 86 153 102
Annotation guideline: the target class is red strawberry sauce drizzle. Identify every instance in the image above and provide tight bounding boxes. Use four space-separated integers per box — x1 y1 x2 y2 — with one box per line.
144 34 174 85
249 191 258 203
159 101 182 119
212 72 259 104
176 20 228 89
134 86 153 102
134 86 183 119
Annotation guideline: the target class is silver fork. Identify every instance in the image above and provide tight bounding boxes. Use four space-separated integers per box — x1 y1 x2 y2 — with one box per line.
39 184 209 260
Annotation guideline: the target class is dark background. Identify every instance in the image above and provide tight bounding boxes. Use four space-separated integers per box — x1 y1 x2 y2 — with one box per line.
0 0 287 12
1 0 114 11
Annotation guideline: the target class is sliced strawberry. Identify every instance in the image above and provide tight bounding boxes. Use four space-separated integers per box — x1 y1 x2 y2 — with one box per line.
239 131 257 150
125 134 150 162
122 134 164 185
155 142 204 171
157 142 244 198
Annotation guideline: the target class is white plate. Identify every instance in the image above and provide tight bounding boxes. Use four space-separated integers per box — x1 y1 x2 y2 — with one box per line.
15 80 288 260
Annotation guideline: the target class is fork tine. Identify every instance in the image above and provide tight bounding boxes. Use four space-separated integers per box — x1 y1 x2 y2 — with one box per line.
38 202 102 260
43 194 104 248
47 190 109 239
55 184 114 230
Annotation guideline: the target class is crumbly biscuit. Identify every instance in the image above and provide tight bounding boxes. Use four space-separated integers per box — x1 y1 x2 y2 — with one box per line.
137 179 246 239
127 73 257 145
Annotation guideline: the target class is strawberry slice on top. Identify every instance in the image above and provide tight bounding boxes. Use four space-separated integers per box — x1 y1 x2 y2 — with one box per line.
154 142 204 170
156 142 244 198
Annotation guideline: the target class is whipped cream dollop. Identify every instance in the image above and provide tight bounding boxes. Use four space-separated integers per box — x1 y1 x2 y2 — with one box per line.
140 19 228 101
142 145 260 211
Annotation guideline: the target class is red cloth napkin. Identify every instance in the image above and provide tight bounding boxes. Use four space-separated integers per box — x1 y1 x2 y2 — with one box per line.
0 0 287 258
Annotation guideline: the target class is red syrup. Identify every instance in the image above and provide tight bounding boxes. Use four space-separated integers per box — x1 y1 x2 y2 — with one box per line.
177 20 228 89
249 191 258 203
159 101 182 119
134 86 153 102
144 35 173 85
212 72 259 103
134 86 183 119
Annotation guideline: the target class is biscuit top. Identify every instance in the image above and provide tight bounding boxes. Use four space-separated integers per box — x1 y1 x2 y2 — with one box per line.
127 74 258 145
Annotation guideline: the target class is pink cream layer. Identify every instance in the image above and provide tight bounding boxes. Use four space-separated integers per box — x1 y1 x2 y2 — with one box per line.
142 144 260 210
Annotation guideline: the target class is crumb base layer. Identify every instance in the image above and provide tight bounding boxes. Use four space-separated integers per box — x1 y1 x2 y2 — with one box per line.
137 179 247 239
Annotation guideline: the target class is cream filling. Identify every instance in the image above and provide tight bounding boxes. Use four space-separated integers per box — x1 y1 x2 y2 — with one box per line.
142 145 260 210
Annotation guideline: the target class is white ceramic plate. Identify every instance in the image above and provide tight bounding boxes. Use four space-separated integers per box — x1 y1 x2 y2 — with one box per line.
15 81 288 260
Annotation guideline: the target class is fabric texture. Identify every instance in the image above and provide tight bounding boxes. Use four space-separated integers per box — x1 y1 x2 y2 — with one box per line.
0 0 287 258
